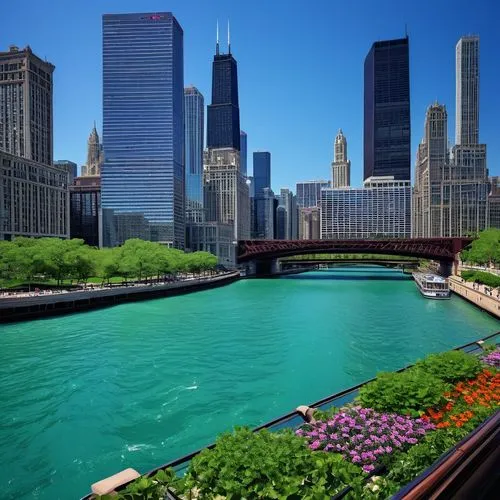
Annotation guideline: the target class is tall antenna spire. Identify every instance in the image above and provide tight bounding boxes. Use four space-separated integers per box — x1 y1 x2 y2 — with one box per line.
228 19 231 54
216 20 219 55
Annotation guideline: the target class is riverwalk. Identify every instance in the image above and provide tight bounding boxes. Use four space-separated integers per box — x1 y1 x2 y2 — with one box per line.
0 271 240 323
449 275 500 318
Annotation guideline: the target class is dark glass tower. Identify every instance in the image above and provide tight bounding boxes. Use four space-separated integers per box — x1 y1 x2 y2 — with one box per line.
206 38 240 150
364 37 410 181
101 13 185 248
253 152 271 196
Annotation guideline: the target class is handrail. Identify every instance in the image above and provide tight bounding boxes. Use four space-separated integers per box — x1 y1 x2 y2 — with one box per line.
80 331 500 499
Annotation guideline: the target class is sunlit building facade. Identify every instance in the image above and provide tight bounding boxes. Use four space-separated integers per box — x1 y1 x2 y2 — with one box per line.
101 13 185 248
296 180 330 208
331 129 351 188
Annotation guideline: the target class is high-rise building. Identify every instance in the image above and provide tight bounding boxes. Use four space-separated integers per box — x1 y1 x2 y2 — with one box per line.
54 160 78 184
69 176 101 246
81 123 103 177
489 177 500 229
299 206 320 240
101 13 185 248
252 187 275 239
456 36 479 146
253 152 271 196
276 188 298 239
0 45 55 165
185 86 204 223
364 37 410 181
206 26 240 150
240 130 247 175
321 177 411 239
0 151 69 240
331 129 351 188
296 180 330 208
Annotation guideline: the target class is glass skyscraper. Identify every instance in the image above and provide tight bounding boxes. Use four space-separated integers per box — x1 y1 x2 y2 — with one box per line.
296 180 330 208
253 152 271 196
206 45 240 150
185 86 204 223
101 13 185 247
240 130 247 175
364 37 410 181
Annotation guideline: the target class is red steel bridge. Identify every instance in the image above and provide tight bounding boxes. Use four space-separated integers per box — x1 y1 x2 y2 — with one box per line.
237 238 472 273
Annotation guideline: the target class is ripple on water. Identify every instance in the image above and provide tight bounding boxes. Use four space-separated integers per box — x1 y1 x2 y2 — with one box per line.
0 267 498 499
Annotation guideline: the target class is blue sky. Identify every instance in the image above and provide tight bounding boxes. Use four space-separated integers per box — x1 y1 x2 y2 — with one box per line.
3 0 498 191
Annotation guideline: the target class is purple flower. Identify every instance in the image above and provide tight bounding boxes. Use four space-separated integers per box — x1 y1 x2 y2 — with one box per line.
310 440 321 450
362 464 375 473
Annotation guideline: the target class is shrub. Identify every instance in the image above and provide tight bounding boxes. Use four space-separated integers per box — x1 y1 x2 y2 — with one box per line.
415 350 483 383
180 427 363 498
357 369 450 417
297 406 434 474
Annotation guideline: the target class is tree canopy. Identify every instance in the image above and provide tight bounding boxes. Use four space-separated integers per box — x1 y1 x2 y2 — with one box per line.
0 238 218 286
461 229 500 265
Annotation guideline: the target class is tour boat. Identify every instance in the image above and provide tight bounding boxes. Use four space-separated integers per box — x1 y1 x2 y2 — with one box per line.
412 272 450 299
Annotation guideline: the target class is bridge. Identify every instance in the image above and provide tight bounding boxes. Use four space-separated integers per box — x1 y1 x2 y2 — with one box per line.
237 238 473 276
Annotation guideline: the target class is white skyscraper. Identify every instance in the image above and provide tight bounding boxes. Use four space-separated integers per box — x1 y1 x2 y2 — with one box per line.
456 36 479 145
331 129 351 188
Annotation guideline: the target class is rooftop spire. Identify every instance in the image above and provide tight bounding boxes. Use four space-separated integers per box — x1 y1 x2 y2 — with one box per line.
216 20 219 55
228 19 231 54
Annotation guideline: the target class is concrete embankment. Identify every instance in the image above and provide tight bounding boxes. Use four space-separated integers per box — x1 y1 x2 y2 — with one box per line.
0 272 240 323
449 276 500 318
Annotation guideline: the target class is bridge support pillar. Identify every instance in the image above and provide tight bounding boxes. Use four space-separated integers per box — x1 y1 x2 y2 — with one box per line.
253 259 280 277
438 261 453 277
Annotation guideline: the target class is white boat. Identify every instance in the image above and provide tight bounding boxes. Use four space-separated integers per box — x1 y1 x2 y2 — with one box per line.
412 272 450 299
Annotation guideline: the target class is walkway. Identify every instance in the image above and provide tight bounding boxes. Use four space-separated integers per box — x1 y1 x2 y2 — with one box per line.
449 276 500 318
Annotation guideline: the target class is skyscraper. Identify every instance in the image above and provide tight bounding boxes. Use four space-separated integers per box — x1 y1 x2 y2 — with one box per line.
331 129 351 188
81 123 103 177
0 45 55 165
206 25 240 150
364 37 410 181
101 13 185 248
54 160 78 184
296 180 330 208
185 86 205 223
276 188 298 240
456 36 479 146
253 152 271 196
240 130 248 175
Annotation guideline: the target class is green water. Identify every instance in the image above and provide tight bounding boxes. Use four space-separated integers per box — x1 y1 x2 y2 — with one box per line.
0 268 498 499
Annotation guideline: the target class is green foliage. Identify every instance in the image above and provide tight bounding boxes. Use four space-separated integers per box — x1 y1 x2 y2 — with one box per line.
179 427 363 499
357 369 450 417
98 468 178 500
461 228 500 265
461 269 500 288
312 405 340 422
415 350 483 383
0 238 219 287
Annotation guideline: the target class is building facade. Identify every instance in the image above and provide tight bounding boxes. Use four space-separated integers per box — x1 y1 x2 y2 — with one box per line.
331 129 351 188
54 160 77 184
321 177 411 240
81 124 103 177
364 37 410 181
185 86 204 223
206 36 240 150
296 180 330 208
299 206 320 240
101 13 185 248
489 177 500 229
276 188 298 239
69 176 101 246
456 36 479 146
203 148 250 241
0 150 69 240
186 222 234 268
252 187 275 239
0 45 55 165
253 152 271 196
240 130 247 176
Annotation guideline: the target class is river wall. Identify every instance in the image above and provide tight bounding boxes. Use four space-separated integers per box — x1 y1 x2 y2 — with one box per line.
0 272 240 324
449 276 500 319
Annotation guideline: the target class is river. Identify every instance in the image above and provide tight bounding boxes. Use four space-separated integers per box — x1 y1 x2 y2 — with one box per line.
0 267 498 499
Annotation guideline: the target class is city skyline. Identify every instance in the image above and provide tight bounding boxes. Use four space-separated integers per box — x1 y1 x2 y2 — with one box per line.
2 0 498 192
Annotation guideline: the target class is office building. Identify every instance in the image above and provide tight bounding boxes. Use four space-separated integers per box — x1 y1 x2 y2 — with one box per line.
456 36 479 146
331 129 351 188
101 13 185 247
253 152 271 196
364 37 410 181
489 177 500 229
0 150 69 240
185 86 204 223
186 222 234 268
54 160 77 184
0 45 55 165
69 176 101 246
240 130 247 175
81 123 103 177
252 187 275 239
206 26 240 150
276 188 298 239
299 206 320 240
296 180 330 208
321 177 411 239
